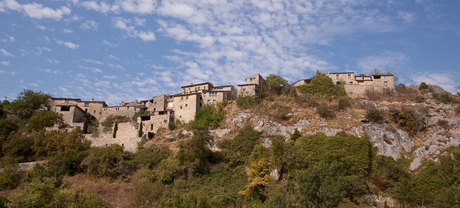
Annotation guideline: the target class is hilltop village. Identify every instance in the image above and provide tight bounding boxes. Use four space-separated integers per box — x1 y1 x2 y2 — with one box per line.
48 72 395 151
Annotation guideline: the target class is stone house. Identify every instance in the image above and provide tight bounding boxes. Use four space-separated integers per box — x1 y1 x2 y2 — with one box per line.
237 74 267 96
137 110 173 134
326 71 395 95
48 97 107 124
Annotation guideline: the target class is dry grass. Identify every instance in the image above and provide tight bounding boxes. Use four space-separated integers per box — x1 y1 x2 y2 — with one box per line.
63 174 132 208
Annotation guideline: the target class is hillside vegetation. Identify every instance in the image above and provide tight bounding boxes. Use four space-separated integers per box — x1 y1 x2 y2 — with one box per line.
0 74 460 208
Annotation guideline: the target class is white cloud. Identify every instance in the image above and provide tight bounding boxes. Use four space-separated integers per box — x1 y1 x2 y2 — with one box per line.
117 0 156 14
35 25 47 30
412 72 459 93
37 47 51 54
112 17 156 41
357 52 409 74
63 29 73 33
103 75 117 79
1 34 15 43
108 63 124 70
80 1 119 13
44 68 62 73
46 59 59 64
78 65 102 73
0 49 14 57
103 40 118 47
151 64 164 69
56 39 79 49
108 54 120 60
1 61 10 66
80 20 99 30
83 58 104 65
2 0 71 20
29 83 38 87
157 1 194 18
398 11 416 23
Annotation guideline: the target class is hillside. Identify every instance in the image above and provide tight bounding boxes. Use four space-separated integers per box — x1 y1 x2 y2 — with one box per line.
0 83 459 208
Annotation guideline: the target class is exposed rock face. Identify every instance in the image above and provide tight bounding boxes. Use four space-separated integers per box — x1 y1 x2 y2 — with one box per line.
362 123 413 159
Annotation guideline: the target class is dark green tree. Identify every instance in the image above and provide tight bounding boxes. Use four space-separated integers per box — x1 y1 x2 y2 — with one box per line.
27 111 63 131
6 89 51 121
176 129 214 176
266 74 289 95
297 70 346 99
139 121 143 137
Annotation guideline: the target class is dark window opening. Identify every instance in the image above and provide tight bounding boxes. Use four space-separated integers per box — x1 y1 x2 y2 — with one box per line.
94 110 96 113
141 116 151 121
60 106 70 111
159 111 167 115
150 124 153 130
84 102 89 107
374 76 381 79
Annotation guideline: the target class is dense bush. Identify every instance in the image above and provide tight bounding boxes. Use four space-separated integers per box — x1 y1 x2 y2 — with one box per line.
366 107 385 123
456 104 460 114
80 144 136 178
337 96 352 110
236 95 260 110
134 144 171 169
189 105 223 129
432 93 456 104
27 110 63 131
132 109 151 121
218 124 262 160
419 82 429 90
297 70 346 100
316 102 335 119
265 74 289 95
176 129 215 177
390 108 417 136
0 160 21 190
168 121 176 130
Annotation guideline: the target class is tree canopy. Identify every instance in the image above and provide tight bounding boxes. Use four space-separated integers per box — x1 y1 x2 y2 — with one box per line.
6 89 51 121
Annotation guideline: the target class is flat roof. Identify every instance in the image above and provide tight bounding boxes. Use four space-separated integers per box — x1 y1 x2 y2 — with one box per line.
181 82 213 88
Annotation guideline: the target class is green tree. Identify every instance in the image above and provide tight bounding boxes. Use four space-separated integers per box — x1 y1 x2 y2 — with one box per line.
295 161 367 208
176 129 214 176
266 74 289 95
6 89 51 121
134 144 171 169
297 70 346 100
138 121 143 137
27 110 63 131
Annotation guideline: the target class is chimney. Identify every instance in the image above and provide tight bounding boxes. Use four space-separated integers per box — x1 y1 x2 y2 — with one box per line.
135 99 138 103
92 98 94 101
328 70 330 75
229 82 231 85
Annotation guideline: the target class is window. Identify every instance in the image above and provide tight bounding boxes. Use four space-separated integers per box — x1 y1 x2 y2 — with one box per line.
336 74 339 80
94 110 96 113
181 97 183 100
186 96 188 99
200 103 202 107
198 87 200 90
349 82 353 85
60 106 70 111
204 93 206 97
185 104 188 107
348 74 351 79
180 106 183 109
180 115 182 118
150 124 153 131
207 100 210 104
84 102 89 107
213 100 216 104
204 86 206 90
63 100 66 103
154 108 156 112
384 81 388 87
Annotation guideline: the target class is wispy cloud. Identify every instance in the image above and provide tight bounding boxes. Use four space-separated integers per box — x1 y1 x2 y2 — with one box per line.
357 52 409 74
1 61 10 66
0 49 14 57
55 39 79 49
78 65 102 73
413 72 459 93
63 29 73 33
113 17 155 41
1 0 71 20
80 20 98 30
82 58 103 65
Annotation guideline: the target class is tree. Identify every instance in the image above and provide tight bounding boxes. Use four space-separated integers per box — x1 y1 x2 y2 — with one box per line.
138 121 143 137
27 111 63 131
295 161 367 208
176 129 214 176
369 68 381 75
6 89 51 121
297 70 346 99
265 74 289 95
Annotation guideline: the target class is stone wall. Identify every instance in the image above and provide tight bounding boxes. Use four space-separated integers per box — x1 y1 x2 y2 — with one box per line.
76 102 105 121
100 106 141 121
144 94 167 112
237 84 257 96
85 122 141 152
138 112 172 133
173 93 199 123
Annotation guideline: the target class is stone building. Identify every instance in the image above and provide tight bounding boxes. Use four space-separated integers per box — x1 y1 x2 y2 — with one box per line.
326 71 395 95
237 74 267 96
48 97 107 125
173 82 236 123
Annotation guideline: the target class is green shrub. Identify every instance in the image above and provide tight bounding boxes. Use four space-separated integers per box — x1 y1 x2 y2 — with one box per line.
134 144 171 169
297 70 346 100
455 104 460 114
390 108 416 136
80 144 136 178
419 82 429 90
132 110 151 121
113 121 118 138
316 102 335 119
432 93 456 104
0 160 21 190
160 171 175 184
337 96 352 110
189 105 223 129
139 121 143 137
365 89 380 101
27 110 63 131
236 95 260 110
366 107 385 123
168 121 176 130
218 124 262 161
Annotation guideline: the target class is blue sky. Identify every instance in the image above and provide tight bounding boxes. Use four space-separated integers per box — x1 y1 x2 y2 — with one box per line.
1 0 459 106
